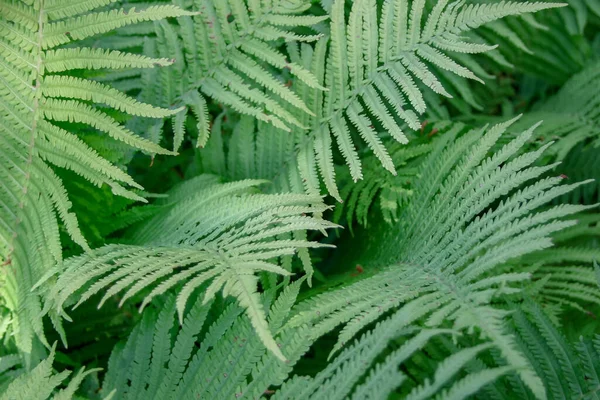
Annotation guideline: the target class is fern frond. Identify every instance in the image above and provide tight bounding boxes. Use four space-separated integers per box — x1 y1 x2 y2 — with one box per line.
44 177 336 360
514 213 600 316
474 0 595 84
275 321 452 399
506 301 600 400
127 0 327 148
100 279 310 399
128 0 564 199
277 309 512 400
0 0 594 397
0 0 192 352
286 119 592 399
206 0 564 200
509 61 600 162
314 0 565 186
0 345 95 400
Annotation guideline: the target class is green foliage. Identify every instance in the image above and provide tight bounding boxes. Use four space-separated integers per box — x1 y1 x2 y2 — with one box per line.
1 0 599 399
43 176 335 360
0 0 192 353
479 0 600 84
285 118 593 399
497 301 600 400
506 60 600 161
129 0 328 145
515 213 600 319
0 345 97 400
98 278 310 399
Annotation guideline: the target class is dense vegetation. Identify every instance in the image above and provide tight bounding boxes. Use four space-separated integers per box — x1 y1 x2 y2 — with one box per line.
1 0 599 398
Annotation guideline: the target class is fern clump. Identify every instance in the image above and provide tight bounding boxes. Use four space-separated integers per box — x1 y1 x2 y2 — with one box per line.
1 0 599 399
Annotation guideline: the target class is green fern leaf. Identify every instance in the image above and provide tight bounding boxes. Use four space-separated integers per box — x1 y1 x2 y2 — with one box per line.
43 177 336 360
126 0 327 148
313 0 565 185
286 119 592 399
0 0 191 352
101 286 311 399
0 345 95 400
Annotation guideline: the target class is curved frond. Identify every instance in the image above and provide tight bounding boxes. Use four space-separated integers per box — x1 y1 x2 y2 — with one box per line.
125 0 327 149
44 177 336 360
285 119 592 399
310 0 565 188
127 0 564 198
